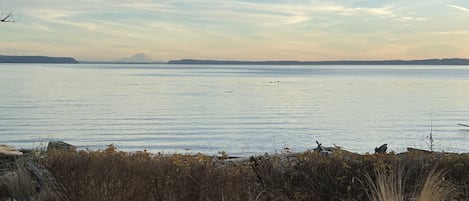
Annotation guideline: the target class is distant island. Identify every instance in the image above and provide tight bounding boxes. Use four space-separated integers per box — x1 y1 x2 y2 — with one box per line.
168 58 469 65
0 55 78 63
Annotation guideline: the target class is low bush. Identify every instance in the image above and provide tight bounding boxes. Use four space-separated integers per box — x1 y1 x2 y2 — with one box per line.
44 145 261 201
3 145 467 201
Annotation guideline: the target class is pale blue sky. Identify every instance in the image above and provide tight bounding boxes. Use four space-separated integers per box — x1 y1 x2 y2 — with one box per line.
1 0 469 61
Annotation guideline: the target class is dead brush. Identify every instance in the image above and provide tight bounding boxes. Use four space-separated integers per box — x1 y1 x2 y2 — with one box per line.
40 144 469 201
147 153 259 201
0 159 39 201
44 145 152 201
44 145 262 201
249 155 293 200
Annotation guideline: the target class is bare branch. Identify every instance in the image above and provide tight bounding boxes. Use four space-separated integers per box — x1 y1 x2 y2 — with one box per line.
1 11 16 22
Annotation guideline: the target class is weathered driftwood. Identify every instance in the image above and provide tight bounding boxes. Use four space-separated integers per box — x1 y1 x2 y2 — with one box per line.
25 160 55 192
314 141 337 155
0 144 23 156
0 144 55 195
407 147 432 154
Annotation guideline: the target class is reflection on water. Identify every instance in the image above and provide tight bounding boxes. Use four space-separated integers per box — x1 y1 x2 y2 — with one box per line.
1 64 469 156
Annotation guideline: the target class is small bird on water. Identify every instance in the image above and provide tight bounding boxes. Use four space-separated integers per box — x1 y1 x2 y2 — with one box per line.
375 143 387 154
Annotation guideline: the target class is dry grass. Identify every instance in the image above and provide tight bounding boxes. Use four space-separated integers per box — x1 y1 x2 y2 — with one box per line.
416 169 458 201
3 145 468 201
366 166 405 201
366 167 458 201
0 152 58 201
43 145 261 201
0 159 39 201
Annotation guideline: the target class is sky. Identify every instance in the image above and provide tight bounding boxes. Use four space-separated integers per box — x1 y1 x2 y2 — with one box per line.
1 0 469 62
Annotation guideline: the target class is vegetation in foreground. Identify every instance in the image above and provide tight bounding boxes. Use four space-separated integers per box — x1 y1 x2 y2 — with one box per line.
1 145 469 201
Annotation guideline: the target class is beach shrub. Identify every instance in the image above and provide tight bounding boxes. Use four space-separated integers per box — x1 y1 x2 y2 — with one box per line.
39 145 468 201
43 145 261 201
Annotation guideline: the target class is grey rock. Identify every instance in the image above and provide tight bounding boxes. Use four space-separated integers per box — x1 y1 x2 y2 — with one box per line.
47 141 76 152
375 144 388 154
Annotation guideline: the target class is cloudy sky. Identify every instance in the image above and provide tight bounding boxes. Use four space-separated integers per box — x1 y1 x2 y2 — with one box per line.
1 0 469 61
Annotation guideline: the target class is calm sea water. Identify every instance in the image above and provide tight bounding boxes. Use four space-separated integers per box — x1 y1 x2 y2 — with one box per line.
1 63 469 156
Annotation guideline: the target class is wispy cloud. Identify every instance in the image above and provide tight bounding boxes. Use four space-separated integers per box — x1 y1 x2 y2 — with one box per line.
449 4 469 13
114 1 397 26
318 5 395 17
3 0 469 61
31 10 99 30
431 30 469 35
13 0 404 32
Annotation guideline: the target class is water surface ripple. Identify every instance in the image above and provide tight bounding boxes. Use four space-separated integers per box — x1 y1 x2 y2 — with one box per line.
1 64 469 156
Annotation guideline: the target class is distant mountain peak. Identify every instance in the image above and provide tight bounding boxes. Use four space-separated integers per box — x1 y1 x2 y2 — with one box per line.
118 53 153 63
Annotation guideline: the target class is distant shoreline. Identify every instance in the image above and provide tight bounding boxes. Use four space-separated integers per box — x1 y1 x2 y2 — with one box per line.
0 55 78 64
168 58 469 65
3 55 469 65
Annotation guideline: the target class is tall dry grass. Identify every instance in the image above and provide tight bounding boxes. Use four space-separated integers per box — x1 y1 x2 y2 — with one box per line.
366 166 459 201
0 159 38 201
366 167 405 201
415 169 458 201
32 145 469 201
